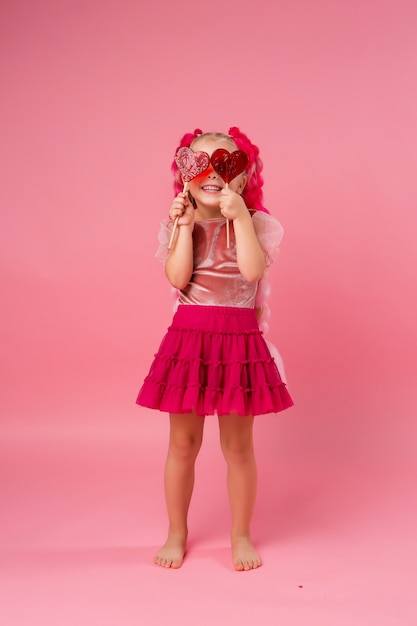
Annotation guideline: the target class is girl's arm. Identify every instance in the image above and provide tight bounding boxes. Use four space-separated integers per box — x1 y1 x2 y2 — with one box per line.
165 193 194 289
220 189 266 283
233 209 266 282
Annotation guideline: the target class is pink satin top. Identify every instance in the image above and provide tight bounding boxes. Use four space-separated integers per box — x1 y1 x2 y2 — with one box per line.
156 211 284 309
179 218 256 307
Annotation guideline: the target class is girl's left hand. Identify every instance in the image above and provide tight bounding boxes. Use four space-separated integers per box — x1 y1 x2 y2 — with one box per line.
219 187 248 221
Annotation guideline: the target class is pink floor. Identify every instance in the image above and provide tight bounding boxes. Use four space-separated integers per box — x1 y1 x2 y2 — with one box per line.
2 402 416 626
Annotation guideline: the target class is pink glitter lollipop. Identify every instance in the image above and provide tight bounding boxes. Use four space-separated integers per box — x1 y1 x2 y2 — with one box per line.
168 147 210 249
210 148 249 247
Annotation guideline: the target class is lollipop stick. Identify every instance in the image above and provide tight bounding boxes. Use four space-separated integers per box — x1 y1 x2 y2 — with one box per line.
168 182 188 249
225 183 230 248
168 216 179 250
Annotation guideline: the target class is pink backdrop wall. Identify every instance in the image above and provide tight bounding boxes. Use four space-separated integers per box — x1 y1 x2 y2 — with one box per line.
1 0 416 472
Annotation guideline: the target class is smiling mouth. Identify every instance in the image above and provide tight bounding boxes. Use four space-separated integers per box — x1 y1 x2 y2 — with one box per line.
202 185 222 192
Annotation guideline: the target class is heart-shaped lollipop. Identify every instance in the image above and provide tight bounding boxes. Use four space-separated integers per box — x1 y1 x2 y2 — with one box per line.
210 149 249 184
169 147 210 249
210 149 249 247
175 146 210 183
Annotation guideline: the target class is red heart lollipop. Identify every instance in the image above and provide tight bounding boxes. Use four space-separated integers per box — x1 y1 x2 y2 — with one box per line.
210 149 249 247
175 147 210 183
210 149 249 183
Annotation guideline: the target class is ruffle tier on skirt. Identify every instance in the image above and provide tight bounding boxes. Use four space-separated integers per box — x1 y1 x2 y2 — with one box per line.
136 305 294 417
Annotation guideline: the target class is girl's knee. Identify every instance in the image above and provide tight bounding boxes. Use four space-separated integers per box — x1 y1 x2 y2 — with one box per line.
170 431 203 459
168 413 204 459
220 437 254 465
219 414 255 464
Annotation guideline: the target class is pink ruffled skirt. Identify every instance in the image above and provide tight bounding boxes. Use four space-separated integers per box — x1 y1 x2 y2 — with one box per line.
136 305 293 417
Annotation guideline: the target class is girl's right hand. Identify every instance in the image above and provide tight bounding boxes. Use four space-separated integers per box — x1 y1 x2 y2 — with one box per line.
169 192 195 227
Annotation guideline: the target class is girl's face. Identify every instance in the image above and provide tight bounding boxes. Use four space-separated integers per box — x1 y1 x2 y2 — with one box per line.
187 136 248 217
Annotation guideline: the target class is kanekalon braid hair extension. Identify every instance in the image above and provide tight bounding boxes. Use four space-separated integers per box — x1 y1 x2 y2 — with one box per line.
171 129 203 196
228 127 268 214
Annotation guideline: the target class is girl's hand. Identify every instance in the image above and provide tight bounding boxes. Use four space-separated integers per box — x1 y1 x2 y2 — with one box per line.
219 187 248 221
169 192 195 227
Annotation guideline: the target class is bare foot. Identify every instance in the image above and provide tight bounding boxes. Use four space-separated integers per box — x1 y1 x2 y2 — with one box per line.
154 533 187 569
232 535 262 571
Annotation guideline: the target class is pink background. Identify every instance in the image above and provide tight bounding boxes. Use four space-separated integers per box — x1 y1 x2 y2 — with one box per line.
1 1 416 624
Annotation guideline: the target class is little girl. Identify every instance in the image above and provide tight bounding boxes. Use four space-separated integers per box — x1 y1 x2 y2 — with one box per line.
137 127 293 571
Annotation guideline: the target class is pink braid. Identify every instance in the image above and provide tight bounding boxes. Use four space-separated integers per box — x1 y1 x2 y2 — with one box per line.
228 127 268 213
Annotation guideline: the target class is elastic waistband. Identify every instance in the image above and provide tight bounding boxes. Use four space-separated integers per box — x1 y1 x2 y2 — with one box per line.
172 305 259 333
177 305 256 317
178 304 255 316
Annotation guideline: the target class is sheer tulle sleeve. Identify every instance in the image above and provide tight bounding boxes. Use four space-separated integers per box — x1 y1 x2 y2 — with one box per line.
252 211 284 267
155 218 173 264
253 211 288 383
154 218 181 311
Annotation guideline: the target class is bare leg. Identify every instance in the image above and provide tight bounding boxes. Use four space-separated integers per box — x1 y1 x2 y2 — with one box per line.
219 414 262 571
154 412 205 568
